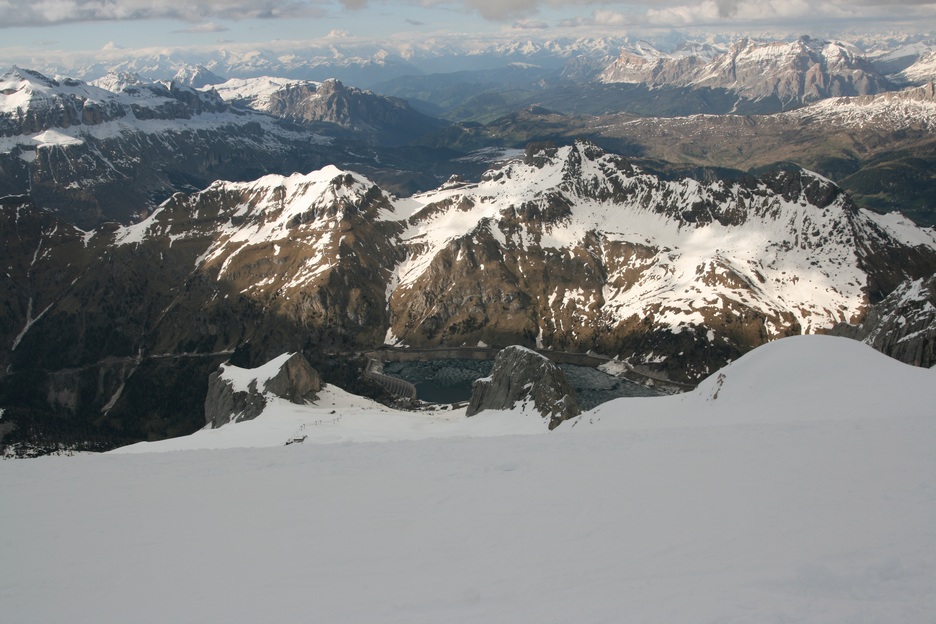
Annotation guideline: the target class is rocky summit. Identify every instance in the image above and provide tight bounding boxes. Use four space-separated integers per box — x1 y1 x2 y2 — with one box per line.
466 346 581 429
204 353 321 429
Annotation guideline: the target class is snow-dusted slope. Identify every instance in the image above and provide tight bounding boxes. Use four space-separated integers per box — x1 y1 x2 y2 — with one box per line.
115 334 936 450
896 49 936 84
0 66 334 225
209 76 312 111
3 336 934 623
792 82 936 129
381 143 936 377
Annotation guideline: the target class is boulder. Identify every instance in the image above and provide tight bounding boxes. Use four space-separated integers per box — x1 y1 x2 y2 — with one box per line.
205 353 321 429
466 345 581 429
263 353 322 403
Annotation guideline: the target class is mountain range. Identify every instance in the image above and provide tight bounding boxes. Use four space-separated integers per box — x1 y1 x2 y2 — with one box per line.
0 66 456 226
2 142 935 455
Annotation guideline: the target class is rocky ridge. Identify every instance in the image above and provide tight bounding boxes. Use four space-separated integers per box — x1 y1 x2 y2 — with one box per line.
205 352 322 429
0 67 460 227
220 77 449 145
385 142 936 381
466 345 580 429
600 36 891 106
439 83 936 226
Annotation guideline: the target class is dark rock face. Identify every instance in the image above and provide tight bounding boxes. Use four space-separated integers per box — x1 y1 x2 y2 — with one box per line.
831 276 936 368
264 353 323 404
466 346 581 429
205 353 321 429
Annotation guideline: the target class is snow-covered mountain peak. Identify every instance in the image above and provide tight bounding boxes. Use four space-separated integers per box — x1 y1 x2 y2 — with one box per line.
2 66 58 89
117 165 381 246
173 64 226 88
208 75 314 110
89 71 149 94
0 67 119 114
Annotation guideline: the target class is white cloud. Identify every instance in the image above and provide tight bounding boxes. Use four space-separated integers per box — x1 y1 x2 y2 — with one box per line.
0 0 327 27
550 0 935 31
0 0 932 30
511 18 550 29
175 22 230 34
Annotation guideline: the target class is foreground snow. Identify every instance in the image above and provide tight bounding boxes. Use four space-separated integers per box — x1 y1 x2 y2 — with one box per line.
2 336 935 623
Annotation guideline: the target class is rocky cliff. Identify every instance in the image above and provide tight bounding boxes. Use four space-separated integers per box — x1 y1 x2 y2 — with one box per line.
600 36 892 106
205 353 321 428
832 276 936 368
243 77 448 146
466 346 580 429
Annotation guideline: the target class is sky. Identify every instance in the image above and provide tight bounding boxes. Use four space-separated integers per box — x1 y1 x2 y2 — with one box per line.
0 0 933 63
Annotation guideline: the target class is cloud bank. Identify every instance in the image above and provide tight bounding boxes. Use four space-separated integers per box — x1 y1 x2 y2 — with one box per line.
0 0 932 28
0 0 327 26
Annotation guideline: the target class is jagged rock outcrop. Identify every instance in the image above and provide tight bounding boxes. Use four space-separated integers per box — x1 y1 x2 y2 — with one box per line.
831 276 936 368
466 346 580 429
205 353 321 428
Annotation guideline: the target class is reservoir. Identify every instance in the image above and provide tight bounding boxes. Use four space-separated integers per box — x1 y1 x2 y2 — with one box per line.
381 358 660 409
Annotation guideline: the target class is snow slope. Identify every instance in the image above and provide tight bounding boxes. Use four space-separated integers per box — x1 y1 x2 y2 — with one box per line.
209 76 314 111
2 336 933 623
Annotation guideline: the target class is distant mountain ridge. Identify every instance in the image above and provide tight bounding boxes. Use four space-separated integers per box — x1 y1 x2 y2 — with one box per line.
600 36 892 106
209 76 449 145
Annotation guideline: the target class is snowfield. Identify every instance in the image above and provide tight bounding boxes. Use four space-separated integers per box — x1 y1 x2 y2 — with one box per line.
2 336 935 623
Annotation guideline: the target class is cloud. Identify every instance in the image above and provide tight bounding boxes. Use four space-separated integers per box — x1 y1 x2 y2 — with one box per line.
460 0 540 20
0 0 931 29
551 0 934 30
511 18 549 29
0 0 326 27
405 17 425 25
175 22 229 34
